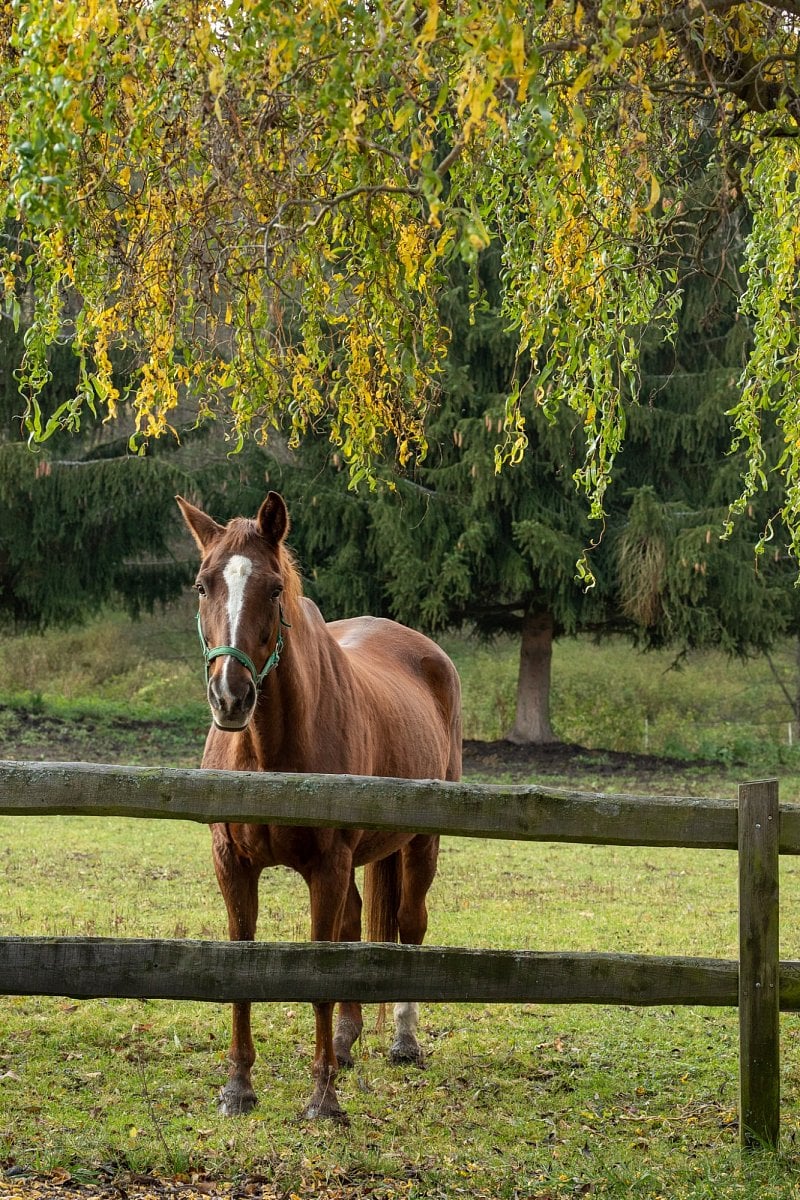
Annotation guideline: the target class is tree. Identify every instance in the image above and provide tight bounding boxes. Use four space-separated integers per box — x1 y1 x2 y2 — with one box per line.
0 314 189 628
373 248 795 742
246 233 794 745
3 3 800 558
609 176 796 660
0 442 189 628
366 269 615 744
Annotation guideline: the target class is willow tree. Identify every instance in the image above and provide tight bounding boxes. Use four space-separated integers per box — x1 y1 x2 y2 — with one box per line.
2 3 800 554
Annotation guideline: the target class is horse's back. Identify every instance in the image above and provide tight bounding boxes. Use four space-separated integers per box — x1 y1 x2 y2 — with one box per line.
328 616 462 781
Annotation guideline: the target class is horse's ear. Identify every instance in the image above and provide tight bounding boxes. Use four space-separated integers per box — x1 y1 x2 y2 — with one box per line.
175 495 224 554
256 492 289 547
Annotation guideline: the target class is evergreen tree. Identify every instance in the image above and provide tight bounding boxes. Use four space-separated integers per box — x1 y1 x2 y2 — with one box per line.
367 267 616 744
0 315 189 629
611 245 793 659
252 244 795 746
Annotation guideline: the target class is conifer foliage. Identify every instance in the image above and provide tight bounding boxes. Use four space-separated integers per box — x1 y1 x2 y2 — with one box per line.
612 203 795 659
262 251 795 744
0 320 188 629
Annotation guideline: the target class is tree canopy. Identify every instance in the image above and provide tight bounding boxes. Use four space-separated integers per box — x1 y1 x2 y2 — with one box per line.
251 245 795 742
3 2 800 560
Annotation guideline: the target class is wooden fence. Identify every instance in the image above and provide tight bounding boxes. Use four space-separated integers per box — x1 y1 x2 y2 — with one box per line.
0 760 796 1150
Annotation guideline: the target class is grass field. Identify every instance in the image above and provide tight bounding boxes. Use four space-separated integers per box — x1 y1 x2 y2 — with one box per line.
3 598 800 782
2 605 800 1197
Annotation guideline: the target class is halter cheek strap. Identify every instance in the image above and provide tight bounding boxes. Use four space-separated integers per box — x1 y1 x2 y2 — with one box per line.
197 605 291 689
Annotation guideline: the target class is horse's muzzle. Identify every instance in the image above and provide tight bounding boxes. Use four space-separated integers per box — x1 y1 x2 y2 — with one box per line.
208 675 257 731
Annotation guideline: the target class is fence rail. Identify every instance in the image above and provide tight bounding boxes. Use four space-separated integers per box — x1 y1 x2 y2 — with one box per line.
0 760 794 1150
4 758 800 850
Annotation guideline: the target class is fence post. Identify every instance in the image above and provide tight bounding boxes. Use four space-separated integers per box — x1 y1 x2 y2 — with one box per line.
738 779 780 1149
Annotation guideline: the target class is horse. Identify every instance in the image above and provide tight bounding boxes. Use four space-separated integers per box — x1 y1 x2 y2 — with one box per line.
176 491 462 1123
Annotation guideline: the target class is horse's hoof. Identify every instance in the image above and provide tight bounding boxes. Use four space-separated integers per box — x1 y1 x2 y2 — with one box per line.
389 1037 426 1067
301 1098 350 1125
217 1085 257 1116
333 1041 354 1070
333 1017 362 1070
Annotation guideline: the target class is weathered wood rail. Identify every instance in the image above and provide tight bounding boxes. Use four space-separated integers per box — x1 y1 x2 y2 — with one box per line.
0 760 794 1149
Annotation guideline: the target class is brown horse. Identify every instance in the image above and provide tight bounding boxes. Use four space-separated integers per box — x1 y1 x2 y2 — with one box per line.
176 491 462 1122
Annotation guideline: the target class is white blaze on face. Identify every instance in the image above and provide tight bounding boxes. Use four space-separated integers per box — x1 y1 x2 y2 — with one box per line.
219 554 254 700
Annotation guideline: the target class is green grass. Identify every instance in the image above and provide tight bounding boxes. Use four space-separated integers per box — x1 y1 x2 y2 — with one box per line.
0 600 200 713
441 631 800 770
3 602 800 774
0 600 206 767
3 605 800 1195
3 821 800 1197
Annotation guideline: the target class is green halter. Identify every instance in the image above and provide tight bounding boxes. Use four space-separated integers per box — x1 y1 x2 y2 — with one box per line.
197 605 291 689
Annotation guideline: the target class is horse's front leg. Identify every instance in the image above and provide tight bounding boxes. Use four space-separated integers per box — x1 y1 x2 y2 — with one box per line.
303 855 352 1123
212 825 261 1116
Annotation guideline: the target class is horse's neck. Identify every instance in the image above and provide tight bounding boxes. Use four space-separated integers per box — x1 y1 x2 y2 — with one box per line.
247 603 347 772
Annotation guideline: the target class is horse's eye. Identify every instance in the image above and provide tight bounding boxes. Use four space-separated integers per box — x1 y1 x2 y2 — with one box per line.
195 582 206 597
271 587 283 601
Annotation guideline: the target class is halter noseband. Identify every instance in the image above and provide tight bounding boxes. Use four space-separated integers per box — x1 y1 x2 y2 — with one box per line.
197 605 291 690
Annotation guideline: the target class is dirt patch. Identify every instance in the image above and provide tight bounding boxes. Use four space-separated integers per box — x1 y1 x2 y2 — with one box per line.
462 737 719 780
0 704 204 768
0 700 722 782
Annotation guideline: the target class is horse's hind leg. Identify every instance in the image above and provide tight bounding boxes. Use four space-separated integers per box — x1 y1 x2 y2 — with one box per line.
303 854 352 1122
333 871 363 1069
391 835 439 1067
212 827 260 1116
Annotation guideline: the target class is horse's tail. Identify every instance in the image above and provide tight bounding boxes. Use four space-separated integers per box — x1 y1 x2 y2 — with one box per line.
364 852 401 1034
364 852 401 946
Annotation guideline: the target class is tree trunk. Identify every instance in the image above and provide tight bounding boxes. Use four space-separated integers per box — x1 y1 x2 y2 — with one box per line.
506 609 557 745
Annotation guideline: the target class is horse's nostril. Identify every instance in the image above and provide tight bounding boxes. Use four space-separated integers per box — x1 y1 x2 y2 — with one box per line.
208 675 256 716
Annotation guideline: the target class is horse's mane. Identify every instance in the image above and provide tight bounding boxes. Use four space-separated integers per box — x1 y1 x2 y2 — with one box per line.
275 542 304 621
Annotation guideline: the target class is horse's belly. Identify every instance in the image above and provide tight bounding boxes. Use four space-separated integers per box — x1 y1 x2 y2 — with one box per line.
351 830 415 867
226 824 413 870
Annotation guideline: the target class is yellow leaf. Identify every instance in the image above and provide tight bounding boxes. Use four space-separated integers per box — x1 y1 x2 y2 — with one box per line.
392 103 413 132
567 66 594 103
350 97 367 128
510 22 525 77
646 172 661 210
208 62 224 94
417 0 439 46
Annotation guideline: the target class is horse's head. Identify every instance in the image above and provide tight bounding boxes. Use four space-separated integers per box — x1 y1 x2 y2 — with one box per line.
176 491 291 731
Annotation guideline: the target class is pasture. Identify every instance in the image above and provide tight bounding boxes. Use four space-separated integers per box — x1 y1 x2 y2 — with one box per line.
3 608 800 1197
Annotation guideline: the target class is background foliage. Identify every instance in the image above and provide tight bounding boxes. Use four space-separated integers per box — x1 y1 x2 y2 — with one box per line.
3 2 800 559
